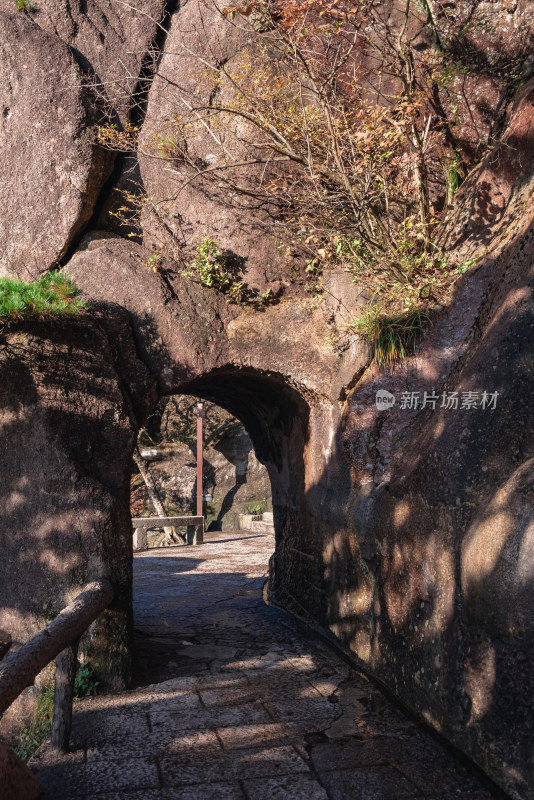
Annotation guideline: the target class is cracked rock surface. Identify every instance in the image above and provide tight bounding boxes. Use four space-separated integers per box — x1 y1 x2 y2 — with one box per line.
31 531 497 799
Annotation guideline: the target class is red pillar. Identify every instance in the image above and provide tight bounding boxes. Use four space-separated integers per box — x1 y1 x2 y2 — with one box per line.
196 401 203 517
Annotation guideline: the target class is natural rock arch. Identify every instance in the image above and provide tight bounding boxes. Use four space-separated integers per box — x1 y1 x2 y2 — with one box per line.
65 236 366 624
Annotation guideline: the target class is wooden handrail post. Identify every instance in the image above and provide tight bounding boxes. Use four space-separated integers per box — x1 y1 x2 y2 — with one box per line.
0 580 113 719
50 638 79 752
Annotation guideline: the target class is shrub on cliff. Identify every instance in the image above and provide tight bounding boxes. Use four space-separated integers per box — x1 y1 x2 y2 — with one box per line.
0 273 86 320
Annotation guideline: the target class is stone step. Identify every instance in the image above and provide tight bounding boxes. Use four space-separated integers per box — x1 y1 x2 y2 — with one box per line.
239 514 261 531
250 520 275 534
262 512 274 523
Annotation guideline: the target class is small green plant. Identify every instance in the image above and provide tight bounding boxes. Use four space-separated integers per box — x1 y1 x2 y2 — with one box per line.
190 238 245 303
145 254 162 273
247 500 267 515
288 263 300 280
74 662 100 698
191 238 233 291
324 330 341 349
349 304 430 365
455 253 483 275
96 122 139 152
0 273 86 320
155 134 182 159
334 235 377 274
305 258 322 277
15 0 31 11
225 281 245 304
259 289 275 305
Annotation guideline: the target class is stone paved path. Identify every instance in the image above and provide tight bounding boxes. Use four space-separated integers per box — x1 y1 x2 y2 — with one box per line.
31 531 500 800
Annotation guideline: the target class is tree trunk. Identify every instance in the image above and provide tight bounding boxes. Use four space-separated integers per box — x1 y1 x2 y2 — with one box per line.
133 448 185 544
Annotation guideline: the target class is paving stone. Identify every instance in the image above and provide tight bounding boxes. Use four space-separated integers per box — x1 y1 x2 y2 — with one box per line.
71 710 150 747
32 531 496 800
90 785 245 800
284 655 322 675
310 736 449 777
179 644 238 660
245 669 311 694
150 702 270 734
87 729 222 762
79 689 202 717
30 759 87 800
144 676 204 693
395 759 491 795
215 722 300 750
198 674 252 691
264 697 338 725
159 752 236 786
163 730 223 755
230 745 310 779
160 746 308 787
146 692 203 713
85 756 159 795
422 793 495 800
298 684 331 699
324 713 364 739
242 773 330 800
165 783 246 799
199 685 259 708
320 766 421 799
87 792 164 800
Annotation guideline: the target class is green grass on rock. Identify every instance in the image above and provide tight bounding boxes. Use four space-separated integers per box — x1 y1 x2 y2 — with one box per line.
350 305 430 365
0 273 86 320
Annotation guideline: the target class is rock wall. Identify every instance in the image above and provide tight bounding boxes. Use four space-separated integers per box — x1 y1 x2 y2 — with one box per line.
334 79 534 799
0 311 152 738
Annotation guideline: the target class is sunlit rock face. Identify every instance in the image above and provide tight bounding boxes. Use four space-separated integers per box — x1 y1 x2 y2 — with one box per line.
0 12 113 278
0 0 168 120
339 79 534 799
0 0 168 278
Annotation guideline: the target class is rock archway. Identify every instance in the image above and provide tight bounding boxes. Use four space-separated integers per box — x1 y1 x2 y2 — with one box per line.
65 237 368 628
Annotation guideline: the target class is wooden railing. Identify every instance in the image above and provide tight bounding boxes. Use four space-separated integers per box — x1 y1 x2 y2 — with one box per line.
0 580 113 751
132 515 204 550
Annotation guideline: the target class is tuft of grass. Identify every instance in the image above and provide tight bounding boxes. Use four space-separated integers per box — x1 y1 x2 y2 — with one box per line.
349 304 430 365
14 682 55 761
14 662 100 761
0 273 86 320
